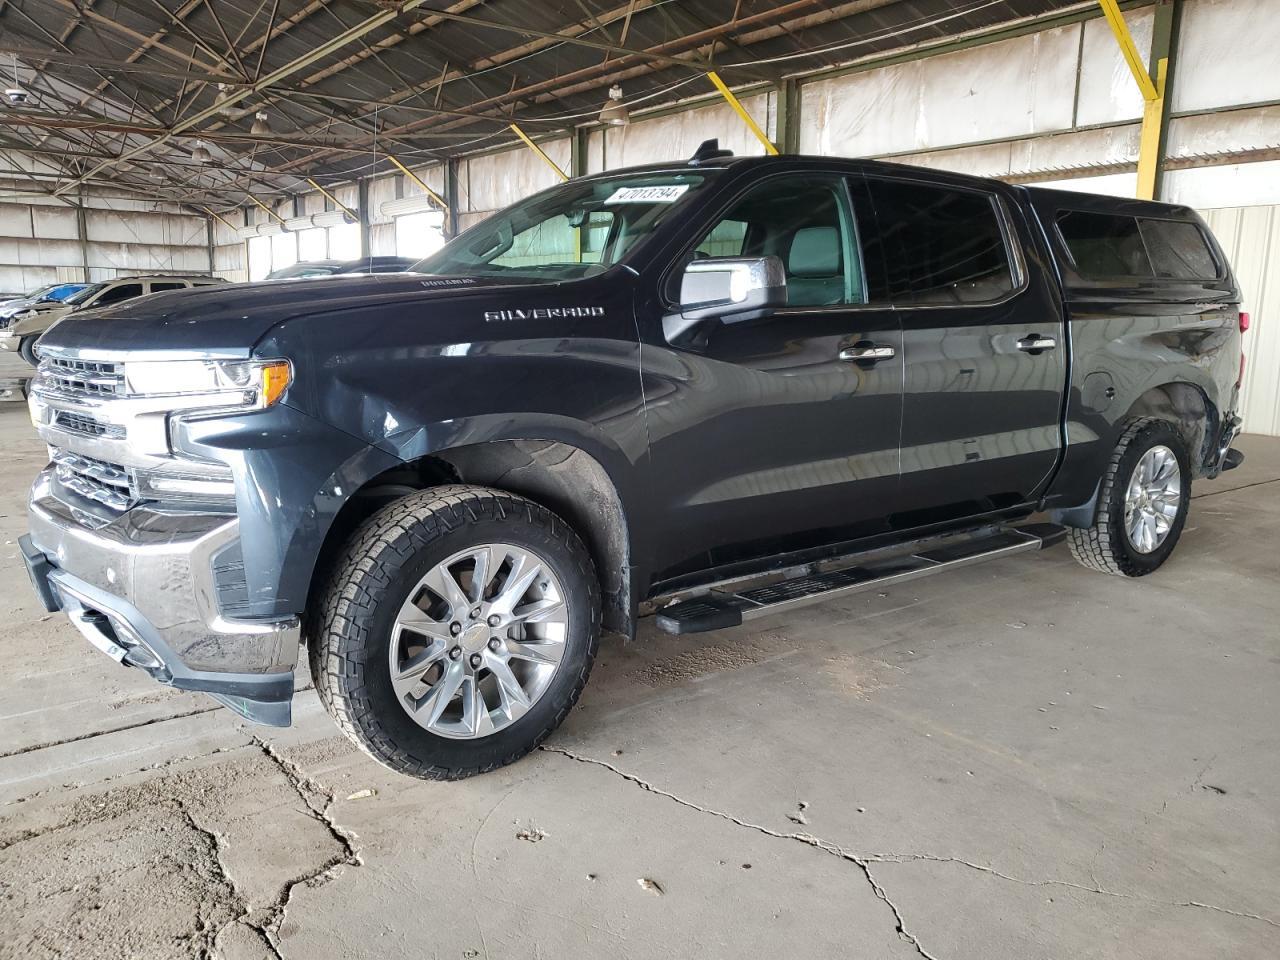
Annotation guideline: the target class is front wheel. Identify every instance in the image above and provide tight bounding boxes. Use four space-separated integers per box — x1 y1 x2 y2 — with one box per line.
18 336 38 367
1068 418 1191 577
310 485 600 780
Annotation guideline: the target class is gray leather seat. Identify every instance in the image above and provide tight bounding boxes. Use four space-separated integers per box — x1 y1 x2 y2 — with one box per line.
786 226 845 306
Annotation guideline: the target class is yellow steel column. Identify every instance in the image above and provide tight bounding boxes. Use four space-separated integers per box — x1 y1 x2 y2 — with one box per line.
386 155 450 212
707 71 779 155
1096 0 1163 199
247 194 288 225
201 206 239 233
508 124 569 181
1136 58 1168 201
305 177 360 221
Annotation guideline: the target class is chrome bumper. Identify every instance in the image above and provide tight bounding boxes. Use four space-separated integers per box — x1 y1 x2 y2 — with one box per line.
24 468 298 725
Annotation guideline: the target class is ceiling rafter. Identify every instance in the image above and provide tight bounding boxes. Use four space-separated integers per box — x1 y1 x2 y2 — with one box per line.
267 0 838 175
0 0 1082 202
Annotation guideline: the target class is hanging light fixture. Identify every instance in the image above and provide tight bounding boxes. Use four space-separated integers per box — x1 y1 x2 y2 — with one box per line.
250 110 271 136
214 83 235 117
598 85 629 126
191 140 212 164
4 54 31 106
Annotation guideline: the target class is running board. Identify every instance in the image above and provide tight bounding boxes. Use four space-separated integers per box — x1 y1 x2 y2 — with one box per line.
654 523 1067 635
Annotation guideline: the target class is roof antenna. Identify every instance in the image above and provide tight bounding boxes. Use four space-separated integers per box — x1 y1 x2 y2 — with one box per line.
688 138 734 166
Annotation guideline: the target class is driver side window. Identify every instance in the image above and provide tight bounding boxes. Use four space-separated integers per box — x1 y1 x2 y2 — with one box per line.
690 177 864 307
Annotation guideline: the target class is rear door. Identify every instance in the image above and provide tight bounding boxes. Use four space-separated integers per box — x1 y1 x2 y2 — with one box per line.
863 173 1066 526
643 171 904 578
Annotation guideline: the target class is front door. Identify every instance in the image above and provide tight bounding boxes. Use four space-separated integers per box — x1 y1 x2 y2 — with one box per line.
861 174 1067 527
642 172 904 580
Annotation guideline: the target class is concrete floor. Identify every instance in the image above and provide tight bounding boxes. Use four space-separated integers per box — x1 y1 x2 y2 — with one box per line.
1 373 1277 960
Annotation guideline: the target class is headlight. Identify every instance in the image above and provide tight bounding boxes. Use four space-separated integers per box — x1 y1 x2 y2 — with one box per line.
14 309 37 320
125 358 292 409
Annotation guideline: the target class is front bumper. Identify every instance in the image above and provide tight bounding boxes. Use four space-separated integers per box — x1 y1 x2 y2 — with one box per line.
23 468 298 725
0 331 16 350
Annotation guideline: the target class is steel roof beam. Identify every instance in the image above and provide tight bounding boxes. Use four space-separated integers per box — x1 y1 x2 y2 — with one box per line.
49 0 442 196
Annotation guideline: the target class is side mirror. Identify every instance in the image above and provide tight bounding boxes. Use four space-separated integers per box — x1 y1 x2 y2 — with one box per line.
664 255 787 343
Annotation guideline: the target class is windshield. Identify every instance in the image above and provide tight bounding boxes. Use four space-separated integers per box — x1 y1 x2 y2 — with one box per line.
45 283 85 302
413 170 714 282
65 282 107 305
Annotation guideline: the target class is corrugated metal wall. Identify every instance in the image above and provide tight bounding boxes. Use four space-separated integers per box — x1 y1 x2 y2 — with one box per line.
1202 206 1280 436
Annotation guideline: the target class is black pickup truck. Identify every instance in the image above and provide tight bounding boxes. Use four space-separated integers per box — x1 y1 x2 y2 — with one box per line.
21 141 1245 779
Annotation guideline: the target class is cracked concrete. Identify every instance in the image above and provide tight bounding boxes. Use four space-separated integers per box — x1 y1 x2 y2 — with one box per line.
541 744 942 959
1 399 1278 960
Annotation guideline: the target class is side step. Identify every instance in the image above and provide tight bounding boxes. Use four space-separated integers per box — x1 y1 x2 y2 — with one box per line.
655 523 1066 635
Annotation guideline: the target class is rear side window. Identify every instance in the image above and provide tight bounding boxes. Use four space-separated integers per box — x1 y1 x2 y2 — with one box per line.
92 282 143 306
1139 219 1219 279
1055 210 1219 280
1056 211 1150 278
150 281 186 292
865 178 1015 305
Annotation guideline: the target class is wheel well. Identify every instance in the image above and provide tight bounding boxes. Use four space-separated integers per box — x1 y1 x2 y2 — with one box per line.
1125 382 1217 473
307 440 633 637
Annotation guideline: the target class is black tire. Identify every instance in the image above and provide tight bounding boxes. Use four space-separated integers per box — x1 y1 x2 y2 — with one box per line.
18 336 38 367
309 485 600 780
1067 417 1192 577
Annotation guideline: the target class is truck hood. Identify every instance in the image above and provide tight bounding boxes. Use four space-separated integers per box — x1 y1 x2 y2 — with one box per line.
34 273 542 355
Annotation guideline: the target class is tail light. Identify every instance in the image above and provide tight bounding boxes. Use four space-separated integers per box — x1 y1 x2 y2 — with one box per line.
1238 309 1249 386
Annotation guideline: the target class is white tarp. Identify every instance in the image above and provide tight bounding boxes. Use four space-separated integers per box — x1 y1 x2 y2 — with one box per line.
799 27 1077 157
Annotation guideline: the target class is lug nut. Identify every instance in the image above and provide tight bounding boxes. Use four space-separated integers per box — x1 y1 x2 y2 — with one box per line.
487 614 501 627
449 646 461 660
488 637 501 650
449 621 462 636
469 653 482 668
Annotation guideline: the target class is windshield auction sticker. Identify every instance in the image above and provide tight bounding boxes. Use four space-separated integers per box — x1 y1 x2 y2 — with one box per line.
604 184 690 204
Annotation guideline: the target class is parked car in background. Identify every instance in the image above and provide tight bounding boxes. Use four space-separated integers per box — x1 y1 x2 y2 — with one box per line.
0 282 86 315
266 256 420 280
0 274 225 365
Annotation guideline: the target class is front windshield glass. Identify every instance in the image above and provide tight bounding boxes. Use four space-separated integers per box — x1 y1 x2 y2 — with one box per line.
413 170 714 282
46 283 84 302
65 282 107 306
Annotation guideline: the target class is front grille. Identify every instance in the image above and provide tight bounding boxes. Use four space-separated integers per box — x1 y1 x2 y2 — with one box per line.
42 356 126 398
52 449 136 511
54 410 126 439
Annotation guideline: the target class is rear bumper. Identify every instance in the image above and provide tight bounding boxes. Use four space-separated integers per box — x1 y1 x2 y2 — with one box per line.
1208 413 1244 477
23 468 298 725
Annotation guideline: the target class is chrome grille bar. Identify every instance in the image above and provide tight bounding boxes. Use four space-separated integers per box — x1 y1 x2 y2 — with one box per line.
51 449 136 511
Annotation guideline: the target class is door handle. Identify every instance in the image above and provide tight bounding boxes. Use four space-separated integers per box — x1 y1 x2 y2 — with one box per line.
839 343 896 363
1017 334 1057 353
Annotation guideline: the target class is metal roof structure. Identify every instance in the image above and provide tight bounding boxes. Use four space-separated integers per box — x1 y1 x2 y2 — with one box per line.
0 0 1082 210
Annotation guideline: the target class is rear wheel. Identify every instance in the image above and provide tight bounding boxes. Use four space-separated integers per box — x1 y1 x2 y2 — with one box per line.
18 336 38 367
1068 418 1191 577
310 485 600 780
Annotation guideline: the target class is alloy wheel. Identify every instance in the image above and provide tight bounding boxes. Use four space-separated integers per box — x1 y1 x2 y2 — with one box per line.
388 543 568 739
1123 445 1182 554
